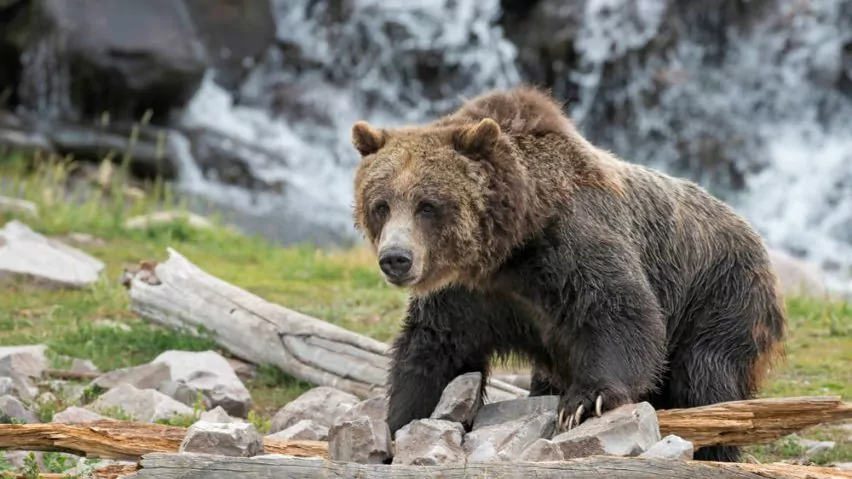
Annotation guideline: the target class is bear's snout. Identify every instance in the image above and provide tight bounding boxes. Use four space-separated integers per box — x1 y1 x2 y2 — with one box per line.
379 247 414 283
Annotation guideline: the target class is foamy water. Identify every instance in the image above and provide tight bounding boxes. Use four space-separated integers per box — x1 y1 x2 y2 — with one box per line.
170 0 852 295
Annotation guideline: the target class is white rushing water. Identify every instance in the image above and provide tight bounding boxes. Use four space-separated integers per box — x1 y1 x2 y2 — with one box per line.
173 0 852 294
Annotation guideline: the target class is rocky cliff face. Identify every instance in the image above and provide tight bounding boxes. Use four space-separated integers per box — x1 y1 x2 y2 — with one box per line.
1 0 850 291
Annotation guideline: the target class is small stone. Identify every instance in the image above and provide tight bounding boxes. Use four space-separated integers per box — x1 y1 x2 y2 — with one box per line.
472 395 559 430
463 411 557 461
0 344 48 378
328 416 392 464
335 395 388 425
199 405 245 424
51 406 109 424
92 319 132 332
796 437 836 456
91 362 171 391
269 386 360 434
157 380 208 408
0 196 38 217
552 402 661 459
392 419 466 465
639 434 694 460
36 391 57 406
430 372 482 426
266 419 328 441
179 420 264 457
0 394 39 423
519 438 565 462
152 350 252 418
69 358 99 375
88 383 194 423
0 375 37 401
226 357 257 381
124 211 212 230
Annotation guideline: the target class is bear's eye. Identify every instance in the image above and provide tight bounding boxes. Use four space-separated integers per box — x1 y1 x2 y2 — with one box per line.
416 201 438 218
371 201 390 219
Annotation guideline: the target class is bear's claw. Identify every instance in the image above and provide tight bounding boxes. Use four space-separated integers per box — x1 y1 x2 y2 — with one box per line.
557 393 605 431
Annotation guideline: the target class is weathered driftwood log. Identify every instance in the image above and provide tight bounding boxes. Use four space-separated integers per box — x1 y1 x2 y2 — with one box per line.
121 248 527 401
657 395 852 447
0 420 326 461
125 453 852 479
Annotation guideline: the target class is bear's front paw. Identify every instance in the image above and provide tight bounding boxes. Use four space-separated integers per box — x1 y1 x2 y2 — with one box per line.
557 385 631 432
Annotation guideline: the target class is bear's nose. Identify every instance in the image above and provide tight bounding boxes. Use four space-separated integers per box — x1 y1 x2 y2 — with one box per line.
379 247 413 279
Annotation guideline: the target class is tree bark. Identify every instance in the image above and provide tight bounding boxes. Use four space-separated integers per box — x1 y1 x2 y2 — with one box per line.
0 420 326 461
121 248 527 401
124 452 852 479
657 395 852 447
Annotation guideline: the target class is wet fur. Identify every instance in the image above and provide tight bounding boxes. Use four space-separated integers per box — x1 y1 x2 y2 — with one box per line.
352 86 787 463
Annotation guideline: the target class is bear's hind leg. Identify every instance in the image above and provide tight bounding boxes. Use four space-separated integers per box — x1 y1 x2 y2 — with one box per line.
667 268 786 462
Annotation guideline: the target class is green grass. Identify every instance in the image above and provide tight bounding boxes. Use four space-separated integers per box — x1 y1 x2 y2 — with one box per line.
0 152 851 468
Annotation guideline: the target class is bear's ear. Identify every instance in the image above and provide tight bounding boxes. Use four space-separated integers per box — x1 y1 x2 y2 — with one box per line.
351 121 386 157
454 118 501 158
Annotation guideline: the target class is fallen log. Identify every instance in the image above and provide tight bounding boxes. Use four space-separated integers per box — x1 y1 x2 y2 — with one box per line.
121 248 526 401
2 397 851 460
0 420 326 461
125 452 852 479
657 395 852 447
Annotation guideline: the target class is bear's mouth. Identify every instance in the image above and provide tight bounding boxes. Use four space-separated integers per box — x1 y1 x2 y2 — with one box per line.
383 274 417 288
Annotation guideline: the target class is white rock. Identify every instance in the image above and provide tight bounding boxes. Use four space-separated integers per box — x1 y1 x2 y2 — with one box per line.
768 249 830 298
179 420 264 457
430 372 482 426
69 358 99 375
151 350 252 418
91 362 171 390
0 196 38 217
0 220 104 288
269 386 360 434
639 434 694 460
518 438 565 462
795 437 836 456
124 211 212 230
88 383 193 423
51 406 109 424
0 395 39 423
199 405 245 424
0 344 48 378
463 411 557 461
266 419 328 441
392 419 466 465
472 395 559 430
328 416 392 464
552 402 661 459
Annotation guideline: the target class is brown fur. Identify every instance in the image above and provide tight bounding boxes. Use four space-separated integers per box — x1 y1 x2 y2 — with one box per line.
350 85 787 463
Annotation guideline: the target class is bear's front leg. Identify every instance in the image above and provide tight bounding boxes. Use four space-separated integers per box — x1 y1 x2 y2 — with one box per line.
386 287 496 436
549 234 669 431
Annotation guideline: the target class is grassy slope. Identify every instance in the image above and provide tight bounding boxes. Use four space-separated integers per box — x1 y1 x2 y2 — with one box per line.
0 155 850 466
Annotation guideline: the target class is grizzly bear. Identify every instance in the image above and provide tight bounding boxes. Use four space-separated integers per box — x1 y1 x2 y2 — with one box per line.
350 86 787 463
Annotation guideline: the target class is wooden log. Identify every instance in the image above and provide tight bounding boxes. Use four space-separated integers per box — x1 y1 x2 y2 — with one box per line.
121 248 526 401
0 420 327 461
2 397 851 461
125 452 852 479
658 395 852 447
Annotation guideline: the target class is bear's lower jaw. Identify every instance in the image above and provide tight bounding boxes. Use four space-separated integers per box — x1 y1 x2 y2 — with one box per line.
384 274 416 288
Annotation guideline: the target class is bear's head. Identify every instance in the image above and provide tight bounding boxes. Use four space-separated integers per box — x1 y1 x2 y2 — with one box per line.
350 117 533 296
